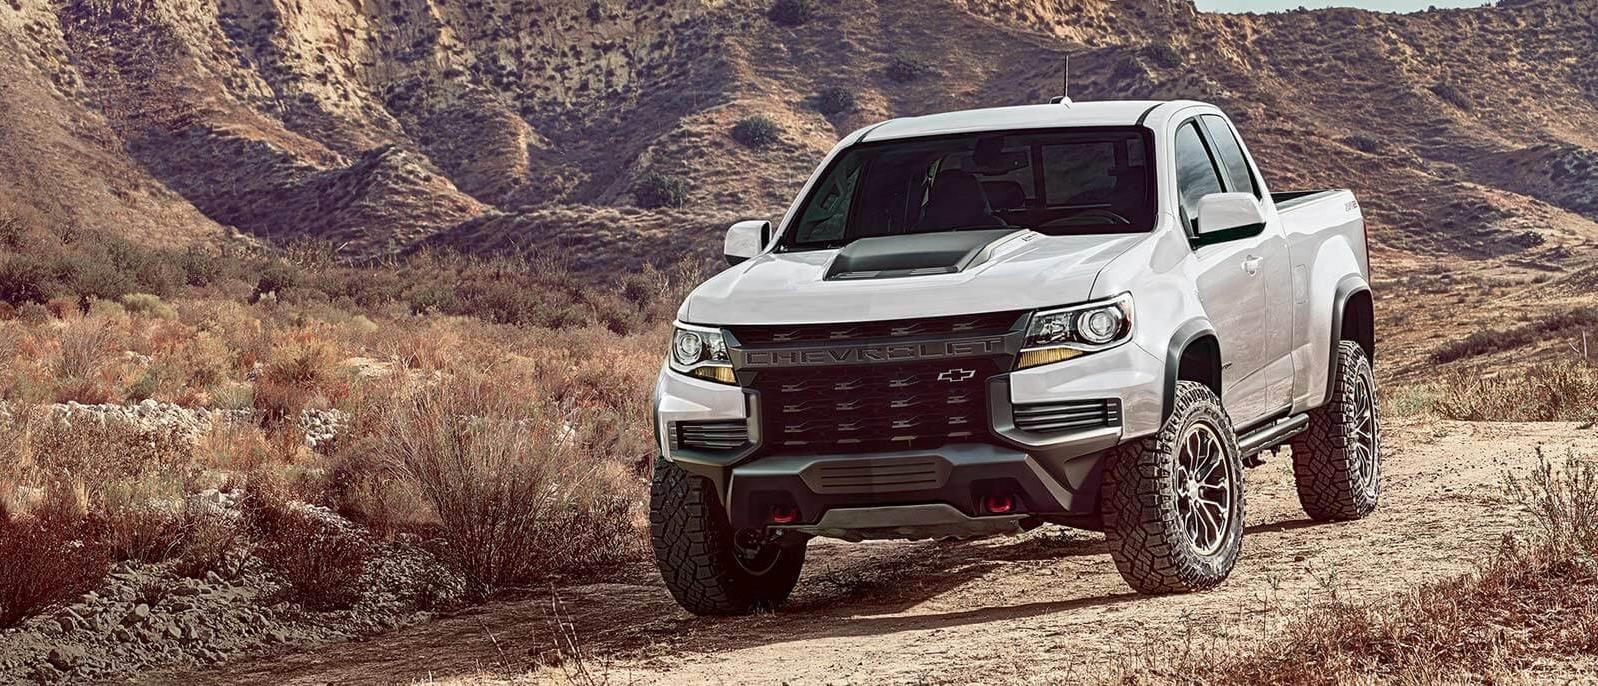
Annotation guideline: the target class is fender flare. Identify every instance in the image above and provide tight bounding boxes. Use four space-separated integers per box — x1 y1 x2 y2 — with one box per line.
1162 318 1219 421
1320 275 1372 406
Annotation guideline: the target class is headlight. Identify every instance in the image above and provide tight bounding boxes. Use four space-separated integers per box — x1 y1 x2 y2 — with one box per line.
1018 293 1133 369
670 323 736 384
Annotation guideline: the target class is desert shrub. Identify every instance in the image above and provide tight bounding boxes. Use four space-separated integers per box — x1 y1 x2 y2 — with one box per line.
1432 307 1598 364
1343 134 1384 154
171 508 244 579
371 375 638 593
815 86 856 116
101 503 186 563
1143 43 1183 69
254 261 303 300
886 53 930 83
1430 82 1472 110
257 508 373 610
0 254 52 305
634 171 687 209
120 292 175 319
731 115 781 149
767 0 813 26
254 339 346 423
0 497 111 628
1432 361 1598 422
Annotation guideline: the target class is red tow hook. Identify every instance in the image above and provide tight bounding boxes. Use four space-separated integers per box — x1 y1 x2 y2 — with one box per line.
768 505 799 524
982 494 1017 515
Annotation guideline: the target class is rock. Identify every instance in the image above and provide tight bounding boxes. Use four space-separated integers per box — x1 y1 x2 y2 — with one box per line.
46 647 83 671
55 614 79 633
124 604 151 626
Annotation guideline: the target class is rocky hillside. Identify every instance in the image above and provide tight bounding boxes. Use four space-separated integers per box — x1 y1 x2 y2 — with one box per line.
1 0 1596 275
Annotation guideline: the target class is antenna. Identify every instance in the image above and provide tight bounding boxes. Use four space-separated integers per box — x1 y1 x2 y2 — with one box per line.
1050 55 1074 105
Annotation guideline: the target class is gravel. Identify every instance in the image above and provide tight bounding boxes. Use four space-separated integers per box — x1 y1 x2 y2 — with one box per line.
0 500 466 684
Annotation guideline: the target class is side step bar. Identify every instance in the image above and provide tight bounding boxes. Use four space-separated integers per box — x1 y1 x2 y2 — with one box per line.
1236 413 1309 464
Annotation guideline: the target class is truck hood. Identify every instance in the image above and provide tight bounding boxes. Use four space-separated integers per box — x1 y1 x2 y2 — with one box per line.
683 231 1149 325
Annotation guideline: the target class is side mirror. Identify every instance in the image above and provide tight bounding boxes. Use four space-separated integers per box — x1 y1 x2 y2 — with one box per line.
724 220 771 265
1195 193 1266 240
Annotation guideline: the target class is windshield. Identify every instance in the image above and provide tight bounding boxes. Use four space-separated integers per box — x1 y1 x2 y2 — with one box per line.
781 127 1155 250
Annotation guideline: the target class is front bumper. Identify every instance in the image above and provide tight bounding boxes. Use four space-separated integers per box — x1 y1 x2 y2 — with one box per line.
652 340 1164 536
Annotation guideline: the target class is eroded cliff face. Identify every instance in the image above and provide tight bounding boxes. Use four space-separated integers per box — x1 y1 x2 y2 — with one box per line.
2 0 1597 269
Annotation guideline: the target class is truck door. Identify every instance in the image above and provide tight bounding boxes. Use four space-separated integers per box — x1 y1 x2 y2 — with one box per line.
1173 119 1275 427
1198 115 1296 418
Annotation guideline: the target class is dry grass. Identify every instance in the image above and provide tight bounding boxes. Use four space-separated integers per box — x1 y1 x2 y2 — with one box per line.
1430 360 1598 422
363 373 641 594
0 493 112 627
1113 452 1598 685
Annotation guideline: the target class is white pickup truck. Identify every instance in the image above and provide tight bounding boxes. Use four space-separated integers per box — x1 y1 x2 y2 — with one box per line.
650 99 1378 615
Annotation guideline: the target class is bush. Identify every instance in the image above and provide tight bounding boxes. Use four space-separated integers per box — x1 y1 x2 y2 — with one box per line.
257 508 372 610
0 254 52 305
0 500 111 628
634 172 687 209
767 0 813 26
886 54 930 83
1143 43 1183 69
1432 361 1598 422
1431 307 1598 364
1430 82 1472 110
1343 134 1384 154
371 375 637 593
254 340 346 423
120 293 176 319
815 86 856 116
730 115 781 149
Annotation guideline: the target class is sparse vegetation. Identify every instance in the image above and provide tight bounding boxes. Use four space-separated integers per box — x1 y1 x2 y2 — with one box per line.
1431 307 1598 364
1430 361 1598 422
886 53 931 83
767 0 813 27
0 496 112 628
1143 43 1182 69
633 171 688 209
1115 452 1598 685
1342 134 1384 154
1430 82 1472 110
815 86 856 116
730 115 781 149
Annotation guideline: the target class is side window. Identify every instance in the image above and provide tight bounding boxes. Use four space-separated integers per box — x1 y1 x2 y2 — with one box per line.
1173 121 1224 230
1200 115 1259 198
795 158 863 243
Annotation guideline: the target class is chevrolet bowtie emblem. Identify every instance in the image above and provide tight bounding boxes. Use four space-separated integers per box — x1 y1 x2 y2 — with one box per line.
937 368 977 383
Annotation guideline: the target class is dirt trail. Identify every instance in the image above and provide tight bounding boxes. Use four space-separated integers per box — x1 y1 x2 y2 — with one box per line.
156 420 1598 685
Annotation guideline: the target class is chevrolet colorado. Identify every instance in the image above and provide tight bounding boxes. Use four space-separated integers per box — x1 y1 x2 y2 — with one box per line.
650 99 1379 615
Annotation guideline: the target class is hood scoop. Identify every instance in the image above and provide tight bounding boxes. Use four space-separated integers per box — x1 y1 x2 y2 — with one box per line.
824 229 1023 280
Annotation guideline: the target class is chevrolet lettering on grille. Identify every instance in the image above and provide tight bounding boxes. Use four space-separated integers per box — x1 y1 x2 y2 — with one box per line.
734 336 1008 369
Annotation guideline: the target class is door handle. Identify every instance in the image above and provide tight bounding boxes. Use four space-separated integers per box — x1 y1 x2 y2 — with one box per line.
1242 255 1263 275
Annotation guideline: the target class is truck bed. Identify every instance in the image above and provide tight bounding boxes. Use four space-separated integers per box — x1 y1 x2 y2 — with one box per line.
1272 190 1344 213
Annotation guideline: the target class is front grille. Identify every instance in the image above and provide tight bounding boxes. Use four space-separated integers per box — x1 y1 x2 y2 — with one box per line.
676 420 749 451
752 361 995 454
1012 399 1121 434
730 311 1023 346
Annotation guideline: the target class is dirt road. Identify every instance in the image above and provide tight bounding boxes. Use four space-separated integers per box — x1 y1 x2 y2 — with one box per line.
159 420 1597 685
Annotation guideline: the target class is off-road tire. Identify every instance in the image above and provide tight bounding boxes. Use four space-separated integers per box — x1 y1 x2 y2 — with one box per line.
1290 341 1381 521
1101 381 1245 594
649 457 806 615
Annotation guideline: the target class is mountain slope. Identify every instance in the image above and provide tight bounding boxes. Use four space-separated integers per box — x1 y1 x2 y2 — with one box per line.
2 0 1596 275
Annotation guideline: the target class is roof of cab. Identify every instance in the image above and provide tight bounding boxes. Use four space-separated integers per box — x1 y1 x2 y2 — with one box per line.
859 100 1196 142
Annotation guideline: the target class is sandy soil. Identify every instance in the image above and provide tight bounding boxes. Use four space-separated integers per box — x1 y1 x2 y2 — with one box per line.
153 419 1598 685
